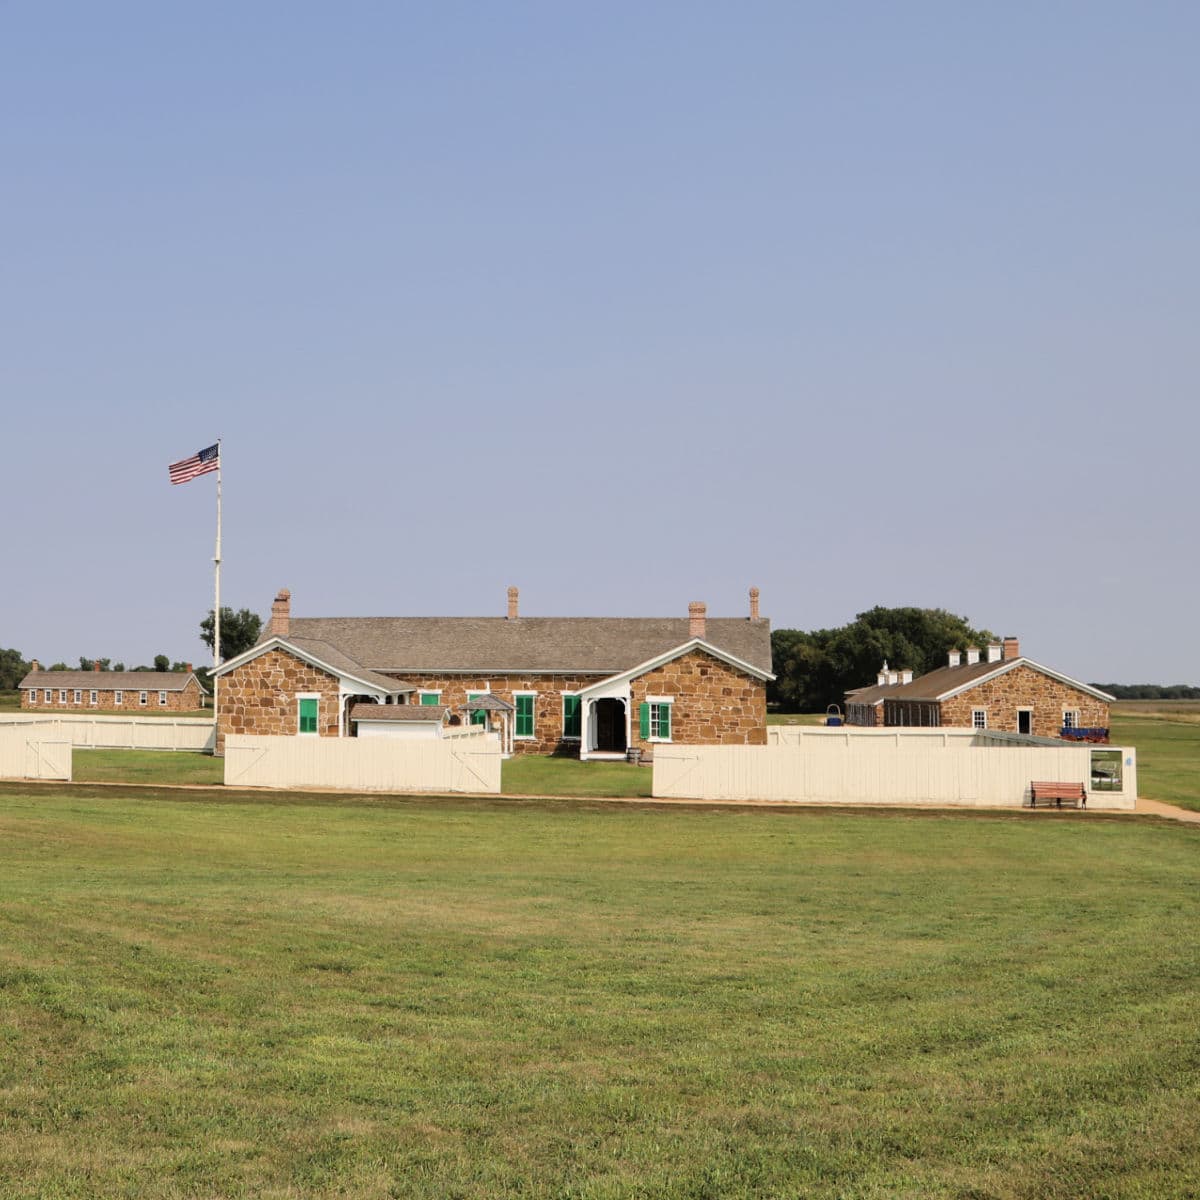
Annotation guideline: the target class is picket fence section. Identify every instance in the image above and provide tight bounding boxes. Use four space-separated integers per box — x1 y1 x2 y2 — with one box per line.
224 731 502 794
0 726 72 781
0 713 216 752
656 727 1137 809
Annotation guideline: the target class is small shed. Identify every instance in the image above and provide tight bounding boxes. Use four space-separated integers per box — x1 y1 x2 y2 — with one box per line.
456 694 515 757
350 703 448 740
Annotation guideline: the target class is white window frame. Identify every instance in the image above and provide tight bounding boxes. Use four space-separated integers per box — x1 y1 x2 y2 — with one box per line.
513 691 537 740
297 692 320 736
1062 709 1080 729
158 690 168 706
561 692 581 741
89 690 98 706
29 689 37 705
1016 706 1034 734
59 690 67 705
44 688 52 703
73 689 82 704
971 708 987 730
114 690 123 706
647 695 674 742
418 690 443 707
139 691 148 706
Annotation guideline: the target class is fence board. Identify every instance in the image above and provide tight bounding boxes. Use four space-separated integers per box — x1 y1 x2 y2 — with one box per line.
0 714 215 751
0 728 72 781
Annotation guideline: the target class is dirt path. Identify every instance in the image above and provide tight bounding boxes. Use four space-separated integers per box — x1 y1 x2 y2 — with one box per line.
1135 797 1200 824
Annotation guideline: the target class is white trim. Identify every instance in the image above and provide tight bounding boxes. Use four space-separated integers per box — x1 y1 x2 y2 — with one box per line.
575 638 773 701
43 689 52 703
647 697 674 742
114 690 123 706
1062 708 1080 729
89 690 98 706
73 689 82 704
971 708 987 730
935 658 1114 704
512 690 537 740
158 690 168 706
29 690 36 705
297 692 321 736
212 636 410 698
139 691 148 706
1016 706 1033 735
59 690 67 705
417 689 443 706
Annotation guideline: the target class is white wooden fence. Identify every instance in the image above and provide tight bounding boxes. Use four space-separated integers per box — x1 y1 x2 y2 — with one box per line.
223 731 502 794
655 727 1137 809
0 713 215 752
0 727 72 781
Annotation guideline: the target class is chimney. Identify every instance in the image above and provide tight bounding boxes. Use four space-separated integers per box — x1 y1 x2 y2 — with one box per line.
270 588 291 638
901 669 913 685
93 660 101 672
689 601 707 640
507 586 519 620
1003 636 1021 661
185 663 192 674
749 586 760 620
948 649 962 668
965 646 981 665
986 643 1003 663
31 659 40 674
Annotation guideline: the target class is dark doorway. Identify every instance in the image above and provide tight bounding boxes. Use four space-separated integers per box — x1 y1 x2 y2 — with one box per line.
594 698 627 752
1017 710 1032 736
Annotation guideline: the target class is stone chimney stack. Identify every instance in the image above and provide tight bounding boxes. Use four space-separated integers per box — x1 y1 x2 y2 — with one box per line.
986 643 1003 663
93 660 101 672
185 663 192 674
689 601 707 640
749 587 760 620
270 588 291 638
1003 636 1021 661
948 649 962 668
31 659 40 674
965 646 981 665
507 586 519 620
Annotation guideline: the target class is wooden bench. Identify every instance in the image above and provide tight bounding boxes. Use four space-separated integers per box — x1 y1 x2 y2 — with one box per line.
1029 781 1087 809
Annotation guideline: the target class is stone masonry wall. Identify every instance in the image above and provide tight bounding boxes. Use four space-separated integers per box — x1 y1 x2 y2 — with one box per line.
23 677 205 713
395 673 606 756
629 649 767 757
217 649 341 752
938 664 1109 737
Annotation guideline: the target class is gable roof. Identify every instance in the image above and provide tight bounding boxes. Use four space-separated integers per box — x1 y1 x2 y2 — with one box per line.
19 670 204 692
212 636 413 695
886 658 1114 704
276 615 773 676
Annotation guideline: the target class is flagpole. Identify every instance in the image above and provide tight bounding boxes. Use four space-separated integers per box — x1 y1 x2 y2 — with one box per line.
213 439 222 718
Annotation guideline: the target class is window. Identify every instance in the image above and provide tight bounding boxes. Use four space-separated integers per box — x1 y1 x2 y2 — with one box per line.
158 691 168 706
73 690 82 704
419 691 442 706
59 690 67 705
89 691 97 706
298 697 318 734
467 692 489 727
139 691 148 706
44 689 52 703
562 695 581 740
640 698 673 741
29 690 37 705
972 708 987 730
514 693 536 739
1090 749 1122 792
1063 710 1079 729
114 690 123 706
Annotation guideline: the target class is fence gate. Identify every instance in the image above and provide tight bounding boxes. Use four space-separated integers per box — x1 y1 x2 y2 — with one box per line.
24 739 72 781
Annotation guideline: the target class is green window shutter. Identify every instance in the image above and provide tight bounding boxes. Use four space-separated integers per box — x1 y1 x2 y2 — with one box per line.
563 695 581 738
639 702 650 740
660 703 670 740
468 695 487 726
516 695 534 738
299 698 318 733
420 693 440 706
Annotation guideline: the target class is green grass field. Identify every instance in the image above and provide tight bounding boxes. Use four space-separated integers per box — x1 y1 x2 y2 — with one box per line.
0 788 1198 1198
1110 712 1200 811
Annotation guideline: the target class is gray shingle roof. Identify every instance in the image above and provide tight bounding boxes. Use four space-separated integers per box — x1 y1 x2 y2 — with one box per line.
349 703 447 722
19 671 202 692
285 637 415 693
280 616 773 675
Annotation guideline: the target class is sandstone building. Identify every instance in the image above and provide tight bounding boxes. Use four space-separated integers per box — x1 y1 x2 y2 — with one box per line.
19 663 207 712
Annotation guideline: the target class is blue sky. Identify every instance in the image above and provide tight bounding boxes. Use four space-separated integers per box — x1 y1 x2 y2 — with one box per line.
3 2 1196 682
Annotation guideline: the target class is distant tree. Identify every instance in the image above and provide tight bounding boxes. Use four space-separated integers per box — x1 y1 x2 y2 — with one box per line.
769 606 996 713
200 607 263 663
170 661 190 673
48 662 69 672
112 662 126 673
0 648 29 690
153 654 170 672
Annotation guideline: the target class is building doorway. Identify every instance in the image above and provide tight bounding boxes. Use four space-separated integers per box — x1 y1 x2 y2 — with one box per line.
594 698 627 752
1017 709 1033 736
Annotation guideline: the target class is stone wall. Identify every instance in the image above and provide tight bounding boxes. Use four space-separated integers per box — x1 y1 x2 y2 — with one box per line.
937 664 1109 738
629 649 767 756
217 648 341 752
395 673 605 756
23 677 205 713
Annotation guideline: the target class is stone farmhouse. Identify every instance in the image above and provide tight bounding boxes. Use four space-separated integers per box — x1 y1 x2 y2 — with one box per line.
844 638 1112 741
212 587 773 758
19 662 207 712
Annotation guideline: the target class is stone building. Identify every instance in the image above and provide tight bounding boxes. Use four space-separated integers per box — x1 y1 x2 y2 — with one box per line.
19 663 207 712
212 587 773 757
846 639 1112 740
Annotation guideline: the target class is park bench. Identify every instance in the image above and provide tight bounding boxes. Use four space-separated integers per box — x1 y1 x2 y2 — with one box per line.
1028 781 1087 809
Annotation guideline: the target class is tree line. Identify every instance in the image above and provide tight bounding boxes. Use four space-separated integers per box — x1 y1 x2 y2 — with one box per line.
0 606 264 692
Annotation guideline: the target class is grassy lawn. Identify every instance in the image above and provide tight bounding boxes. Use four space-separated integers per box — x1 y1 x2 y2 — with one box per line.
1110 711 1200 812
72 749 224 787
767 710 826 725
502 755 651 797
0 689 20 711
0 789 1197 1198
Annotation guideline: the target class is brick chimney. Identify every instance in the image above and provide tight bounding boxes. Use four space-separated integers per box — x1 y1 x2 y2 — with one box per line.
270 588 291 638
749 586 760 620
93 660 101 672
507 586 519 620
689 601 707 640
1003 636 1020 661
30 659 40 674
185 663 192 674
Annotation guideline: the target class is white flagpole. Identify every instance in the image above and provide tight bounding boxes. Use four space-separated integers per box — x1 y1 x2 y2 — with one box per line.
213 440 222 717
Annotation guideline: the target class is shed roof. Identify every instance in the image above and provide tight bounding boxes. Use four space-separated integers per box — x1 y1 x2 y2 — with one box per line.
349 703 448 723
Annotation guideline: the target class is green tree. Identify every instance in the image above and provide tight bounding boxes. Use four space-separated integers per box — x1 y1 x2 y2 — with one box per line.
200 607 263 664
153 654 170 672
0 648 30 690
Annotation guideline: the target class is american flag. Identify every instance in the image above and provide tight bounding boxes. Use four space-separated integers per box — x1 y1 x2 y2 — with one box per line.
168 443 220 485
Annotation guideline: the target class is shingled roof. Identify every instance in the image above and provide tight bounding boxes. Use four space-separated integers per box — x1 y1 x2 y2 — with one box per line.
276 616 773 676
19 670 203 692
